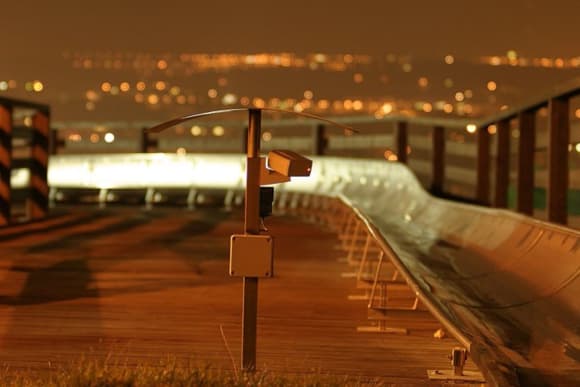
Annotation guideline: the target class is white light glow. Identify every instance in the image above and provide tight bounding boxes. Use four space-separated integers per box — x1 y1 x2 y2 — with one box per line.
104 133 115 143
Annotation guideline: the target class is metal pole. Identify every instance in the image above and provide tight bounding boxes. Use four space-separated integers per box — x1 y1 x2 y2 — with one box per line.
431 125 445 195
547 97 569 225
242 126 248 154
242 108 261 371
493 119 510 208
140 128 149 153
476 125 490 205
517 110 536 215
396 121 408 163
49 129 59 155
313 123 327 156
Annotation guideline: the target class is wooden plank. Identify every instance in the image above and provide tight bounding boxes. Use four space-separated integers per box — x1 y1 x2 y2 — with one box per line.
396 121 408 164
547 97 569 225
476 126 490 205
0 207 469 383
516 110 536 215
431 126 445 195
493 119 511 208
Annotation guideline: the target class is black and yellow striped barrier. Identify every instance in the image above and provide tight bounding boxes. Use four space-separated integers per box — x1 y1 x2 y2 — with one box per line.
28 111 50 219
0 97 50 225
0 104 12 225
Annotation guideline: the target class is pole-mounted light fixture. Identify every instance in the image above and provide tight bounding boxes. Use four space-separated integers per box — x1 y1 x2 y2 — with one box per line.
148 107 356 371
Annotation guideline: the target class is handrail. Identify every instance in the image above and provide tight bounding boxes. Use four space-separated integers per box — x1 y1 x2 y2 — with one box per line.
52 114 473 131
380 78 580 226
477 76 580 128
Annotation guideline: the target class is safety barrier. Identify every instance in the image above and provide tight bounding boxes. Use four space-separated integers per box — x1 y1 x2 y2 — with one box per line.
29 112 51 218
0 97 50 224
0 104 11 224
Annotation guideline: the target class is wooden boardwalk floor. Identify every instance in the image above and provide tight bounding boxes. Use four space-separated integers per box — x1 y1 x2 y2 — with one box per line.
0 206 478 384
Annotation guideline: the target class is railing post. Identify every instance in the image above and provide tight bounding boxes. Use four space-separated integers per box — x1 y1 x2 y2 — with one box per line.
493 119 511 208
396 121 408 163
28 111 50 220
140 128 148 153
0 104 12 225
547 97 569 225
517 110 536 215
49 129 60 155
242 126 248 154
476 125 490 205
431 125 445 195
140 128 158 153
313 123 327 156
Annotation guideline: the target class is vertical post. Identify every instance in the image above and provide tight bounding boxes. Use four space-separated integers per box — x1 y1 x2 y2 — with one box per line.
493 119 511 208
396 121 408 163
313 124 327 156
242 126 248 154
140 128 159 152
547 97 569 225
242 109 261 371
28 111 50 219
0 104 12 225
49 129 59 155
476 125 490 205
431 125 445 195
517 110 536 215
140 128 149 153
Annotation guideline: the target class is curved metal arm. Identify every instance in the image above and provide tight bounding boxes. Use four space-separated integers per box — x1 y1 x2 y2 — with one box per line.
146 107 359 134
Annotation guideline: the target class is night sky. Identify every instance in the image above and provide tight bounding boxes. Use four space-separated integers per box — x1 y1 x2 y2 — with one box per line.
1 0 579 124
2 0 578 56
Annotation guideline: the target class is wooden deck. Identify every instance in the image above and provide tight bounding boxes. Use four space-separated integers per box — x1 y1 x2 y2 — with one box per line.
0 206 478 384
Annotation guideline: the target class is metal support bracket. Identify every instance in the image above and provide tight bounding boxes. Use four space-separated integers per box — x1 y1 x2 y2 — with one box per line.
427 347 485 383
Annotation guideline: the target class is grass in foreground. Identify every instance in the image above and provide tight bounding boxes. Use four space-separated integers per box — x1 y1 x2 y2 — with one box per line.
0 357 389 387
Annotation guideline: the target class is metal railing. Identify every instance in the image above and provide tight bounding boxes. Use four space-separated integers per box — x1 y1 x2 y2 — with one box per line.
46 77 580 226
472 77 580 225
274 158 578 386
